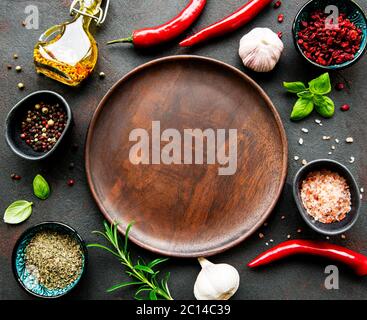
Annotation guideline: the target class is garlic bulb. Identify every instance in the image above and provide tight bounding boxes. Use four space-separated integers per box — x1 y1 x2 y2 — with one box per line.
194 257 240 300
239 27 284 72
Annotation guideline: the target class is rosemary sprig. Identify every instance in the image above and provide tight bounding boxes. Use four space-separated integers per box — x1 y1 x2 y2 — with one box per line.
88 221 173 300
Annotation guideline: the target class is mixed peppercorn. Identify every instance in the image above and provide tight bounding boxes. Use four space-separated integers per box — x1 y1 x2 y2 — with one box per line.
20 102 67 152
297 11 363 66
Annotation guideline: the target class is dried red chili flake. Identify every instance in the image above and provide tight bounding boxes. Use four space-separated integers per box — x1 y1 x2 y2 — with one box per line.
277 31 283 39
278 14 284 23
297 10 363 66
274 1 281 9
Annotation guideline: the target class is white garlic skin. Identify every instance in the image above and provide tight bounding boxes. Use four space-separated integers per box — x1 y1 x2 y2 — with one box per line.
239 27 284 72
194 257 240 300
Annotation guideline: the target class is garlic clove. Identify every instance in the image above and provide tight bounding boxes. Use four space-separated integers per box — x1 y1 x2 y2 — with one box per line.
239 27 284 72
194 257 240 300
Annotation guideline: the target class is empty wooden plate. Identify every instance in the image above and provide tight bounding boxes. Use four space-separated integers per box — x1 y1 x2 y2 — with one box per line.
85 55 288 257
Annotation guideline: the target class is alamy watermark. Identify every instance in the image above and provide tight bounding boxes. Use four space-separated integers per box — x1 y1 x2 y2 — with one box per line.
325 5 339 30
129 121 238 176
24 5 39 29
324 265 339 290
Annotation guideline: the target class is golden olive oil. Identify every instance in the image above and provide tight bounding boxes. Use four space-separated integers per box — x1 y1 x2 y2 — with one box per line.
34 0 104 86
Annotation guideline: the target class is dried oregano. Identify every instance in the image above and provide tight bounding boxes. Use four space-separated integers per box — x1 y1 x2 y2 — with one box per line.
25 231 83 290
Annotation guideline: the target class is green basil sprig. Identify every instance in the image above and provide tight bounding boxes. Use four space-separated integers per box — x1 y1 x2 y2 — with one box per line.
33 174 50 200
3 200 33 224
284 73 335 120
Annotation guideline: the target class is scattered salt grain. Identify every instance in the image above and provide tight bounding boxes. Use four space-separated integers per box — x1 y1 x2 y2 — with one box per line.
297 229 302 233
270 239 274 243
328 152 332 155
346 137 354 143
331 145 336 150
287 235 291 239
361 188 364 193
335 139 340 144
301 128 309 133
281 215 285 220
349 156 355 164
294 156 300 161
323 136 331 140
265 242 269 246
301 159 308 166
315 119 321 124
341 234 346 239
259 233 264 239
299 138 304 145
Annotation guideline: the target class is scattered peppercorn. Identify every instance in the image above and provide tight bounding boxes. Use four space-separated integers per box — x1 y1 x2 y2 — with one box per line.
298 11 362 66
259 233 264 239
7 65 12 70
99 72 106 79
20 102 67 152
277 14 284 23
274 1 281 9
11 174 22 180
341 104 350 112
67 179 75 186
335 82 345 91
22 21 26 27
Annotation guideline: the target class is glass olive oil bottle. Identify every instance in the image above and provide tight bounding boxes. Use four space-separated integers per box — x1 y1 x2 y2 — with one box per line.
34 0 107 86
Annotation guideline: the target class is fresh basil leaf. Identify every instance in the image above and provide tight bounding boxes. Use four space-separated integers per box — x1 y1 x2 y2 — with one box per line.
283 81 307 93
314 95 335 118
290 98 314 121
309 73 331 95
33 174 50 200
4 200 33 224
297 90 314 99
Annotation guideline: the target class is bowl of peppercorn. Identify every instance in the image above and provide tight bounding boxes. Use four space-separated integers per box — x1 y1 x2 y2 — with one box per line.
5 90 72 160
293 0 367 70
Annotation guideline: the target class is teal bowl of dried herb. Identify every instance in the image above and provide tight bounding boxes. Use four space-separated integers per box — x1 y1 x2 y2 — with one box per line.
12 222 87 298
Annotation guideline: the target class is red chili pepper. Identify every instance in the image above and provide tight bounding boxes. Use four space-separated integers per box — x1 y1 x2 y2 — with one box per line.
248 240 367 276
108 0 206 48
179 0 272 47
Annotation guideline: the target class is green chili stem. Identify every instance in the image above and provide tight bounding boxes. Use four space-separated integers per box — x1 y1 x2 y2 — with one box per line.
107 36 133 45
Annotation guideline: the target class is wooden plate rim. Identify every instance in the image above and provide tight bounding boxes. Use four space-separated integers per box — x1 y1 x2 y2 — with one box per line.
85 55 288 258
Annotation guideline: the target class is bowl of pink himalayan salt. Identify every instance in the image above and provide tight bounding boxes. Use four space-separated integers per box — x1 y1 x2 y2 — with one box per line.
293 159 361 235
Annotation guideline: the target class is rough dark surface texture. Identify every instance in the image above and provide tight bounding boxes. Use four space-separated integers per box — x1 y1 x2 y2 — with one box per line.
1 0 367 300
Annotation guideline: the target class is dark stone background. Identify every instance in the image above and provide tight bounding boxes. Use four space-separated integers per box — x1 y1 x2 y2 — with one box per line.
1 0 367 300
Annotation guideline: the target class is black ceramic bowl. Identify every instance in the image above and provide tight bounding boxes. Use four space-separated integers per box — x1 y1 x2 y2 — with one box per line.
12 222 87 299
5 91 72 160
293 159 361 235
292 0 367 70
